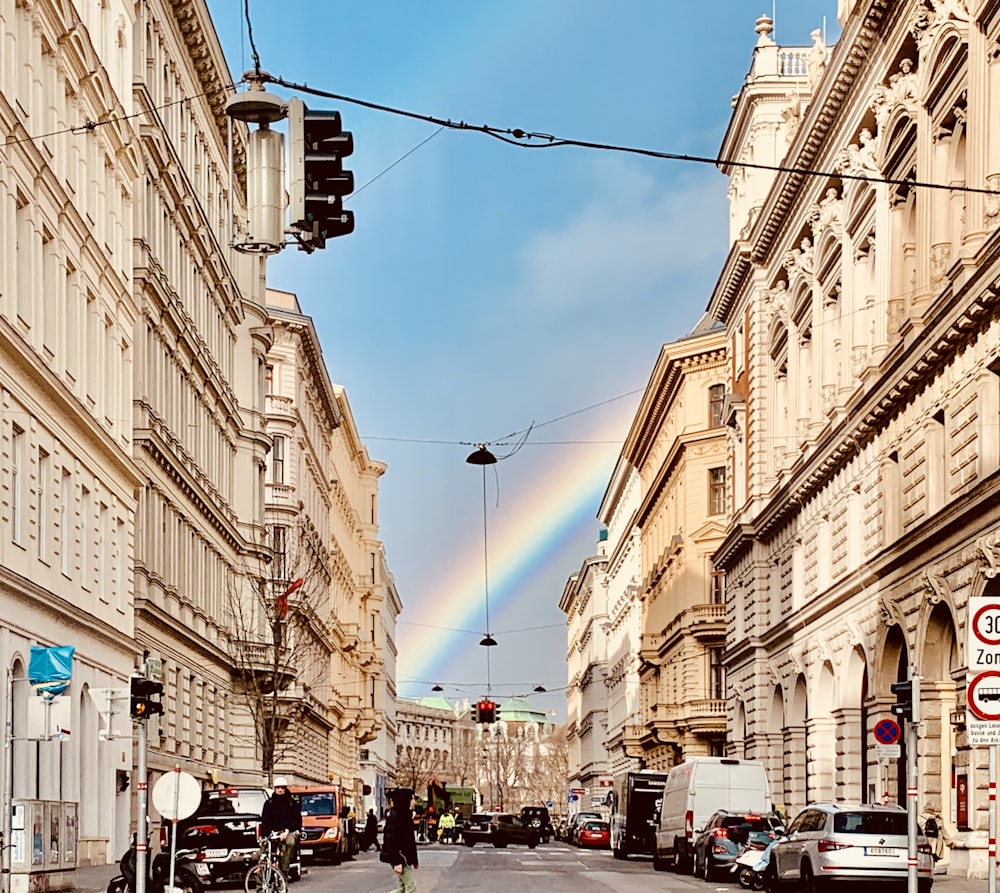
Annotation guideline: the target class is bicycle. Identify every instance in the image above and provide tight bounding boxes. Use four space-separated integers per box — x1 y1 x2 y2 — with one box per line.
244 832 287 893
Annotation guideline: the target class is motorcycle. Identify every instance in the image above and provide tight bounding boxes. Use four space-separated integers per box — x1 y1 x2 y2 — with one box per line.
732 837 780 890
107 835 206 893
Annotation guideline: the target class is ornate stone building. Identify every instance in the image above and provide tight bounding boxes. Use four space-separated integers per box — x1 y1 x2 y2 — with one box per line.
619 330 730 770
560 535 610 795
709 3 1000 877
260 289 387 803
0 0 396 870
597 462 644 789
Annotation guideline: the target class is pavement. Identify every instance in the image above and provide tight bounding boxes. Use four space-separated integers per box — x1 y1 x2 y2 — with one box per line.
66 856 996 893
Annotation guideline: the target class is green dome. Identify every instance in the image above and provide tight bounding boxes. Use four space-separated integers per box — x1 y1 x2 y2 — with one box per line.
497 696 547 722
417 695 453 711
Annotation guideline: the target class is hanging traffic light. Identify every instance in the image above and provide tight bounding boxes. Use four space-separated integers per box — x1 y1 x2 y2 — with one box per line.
130 676 165 720
287 98 354 250
477 700 497 724
890 676 920 723
471 702 481 723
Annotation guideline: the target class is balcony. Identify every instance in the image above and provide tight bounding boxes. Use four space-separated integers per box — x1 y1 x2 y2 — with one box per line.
230 639 298 693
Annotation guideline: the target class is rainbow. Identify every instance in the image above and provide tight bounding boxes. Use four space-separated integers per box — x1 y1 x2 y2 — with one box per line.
397 400 635 687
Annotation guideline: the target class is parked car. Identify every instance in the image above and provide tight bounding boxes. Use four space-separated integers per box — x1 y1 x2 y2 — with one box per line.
489 814 540 848
462 812 500 846
565 811 602 845
160 787 270 887
576 820 611 849
765 802 933 893
692 810 785 880
521 806 555 843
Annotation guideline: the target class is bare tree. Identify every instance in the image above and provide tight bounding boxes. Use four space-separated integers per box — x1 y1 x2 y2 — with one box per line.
395 744 448 793
227 520 331 781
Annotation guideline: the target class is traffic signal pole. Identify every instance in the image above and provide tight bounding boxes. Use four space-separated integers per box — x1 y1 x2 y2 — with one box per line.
136 705 148 893
906 695 917 893
990 745 997 893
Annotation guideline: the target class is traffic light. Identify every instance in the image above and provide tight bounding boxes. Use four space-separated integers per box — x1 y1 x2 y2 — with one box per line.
287 98 354 250
891 676 920 723
477 700 497 724
471 702 481 723
130 675 165 720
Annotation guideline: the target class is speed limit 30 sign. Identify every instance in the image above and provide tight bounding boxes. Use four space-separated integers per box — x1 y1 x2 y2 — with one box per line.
969 597 1000 670
967 597 1000 742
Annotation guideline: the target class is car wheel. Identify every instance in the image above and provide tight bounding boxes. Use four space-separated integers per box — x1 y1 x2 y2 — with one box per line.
800 861 822 893
702 855 712 882
672 843 684 873
652 851 667 872
763 862 781 893
465 840 475 848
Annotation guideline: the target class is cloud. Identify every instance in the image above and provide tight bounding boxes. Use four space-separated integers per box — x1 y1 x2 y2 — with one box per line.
512 158 728 313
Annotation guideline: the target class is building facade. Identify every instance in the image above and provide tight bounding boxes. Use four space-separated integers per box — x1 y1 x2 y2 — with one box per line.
0 0 397 873
709 3 1000 877
597 461 644 789
617 330 730 771
560 536 610 799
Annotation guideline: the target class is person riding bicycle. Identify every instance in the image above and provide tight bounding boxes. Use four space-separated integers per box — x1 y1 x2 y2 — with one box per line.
261 777 302 875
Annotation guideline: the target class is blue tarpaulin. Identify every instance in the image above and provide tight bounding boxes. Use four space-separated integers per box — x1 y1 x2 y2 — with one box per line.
28 645 75 699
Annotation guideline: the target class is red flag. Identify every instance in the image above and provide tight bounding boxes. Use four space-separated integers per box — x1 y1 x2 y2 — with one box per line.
277 578 304 619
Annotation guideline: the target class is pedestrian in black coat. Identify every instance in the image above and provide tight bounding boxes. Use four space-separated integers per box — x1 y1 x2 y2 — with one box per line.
381 788 418 893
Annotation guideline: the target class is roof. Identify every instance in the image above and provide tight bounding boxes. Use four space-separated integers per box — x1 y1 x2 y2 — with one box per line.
498 696 547 722
417 695 454 711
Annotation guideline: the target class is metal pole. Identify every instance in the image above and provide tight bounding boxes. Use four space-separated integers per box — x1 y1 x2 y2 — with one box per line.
906 668 919 893
3 668 13 893
136 711 148 893
169 765 181 893
991 745 997 893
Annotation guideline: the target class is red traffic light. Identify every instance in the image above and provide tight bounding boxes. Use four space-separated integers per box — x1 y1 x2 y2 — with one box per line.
477 700 496 724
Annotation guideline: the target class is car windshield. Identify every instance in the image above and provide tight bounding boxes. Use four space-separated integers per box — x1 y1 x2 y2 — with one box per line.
197 789 268 816
833 812 907 835
299 794 336 816
470 814 493 823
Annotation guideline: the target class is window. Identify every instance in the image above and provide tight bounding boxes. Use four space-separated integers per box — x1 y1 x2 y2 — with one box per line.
11 425 24 545
709 467 727 515
710 567 726 604
264 364 274 395
709 384 725 428
60 469 72 576
37 448 49 561
271 435 285 484
709 648 726 699
270 525 287 581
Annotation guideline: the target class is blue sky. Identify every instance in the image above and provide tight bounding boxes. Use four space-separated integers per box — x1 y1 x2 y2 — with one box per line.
206 1 839 717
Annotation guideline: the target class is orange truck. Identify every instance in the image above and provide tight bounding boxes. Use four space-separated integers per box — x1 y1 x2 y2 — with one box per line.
290 785 353 864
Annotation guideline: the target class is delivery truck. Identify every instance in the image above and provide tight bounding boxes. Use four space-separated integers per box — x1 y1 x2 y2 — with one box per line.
611 771 670 859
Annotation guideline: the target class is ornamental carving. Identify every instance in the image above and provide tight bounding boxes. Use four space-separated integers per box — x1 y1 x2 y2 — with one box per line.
922 566 951 604
913 0 970 47
783 237 815 278
872 59 919 130
837 128 880 178
976 532 1000 578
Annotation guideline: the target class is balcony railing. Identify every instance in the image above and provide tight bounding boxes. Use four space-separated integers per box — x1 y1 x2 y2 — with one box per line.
230 639 297 692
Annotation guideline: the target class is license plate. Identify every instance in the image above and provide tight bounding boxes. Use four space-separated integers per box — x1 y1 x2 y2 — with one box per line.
865 847 900 856
194 864 211 876
204 849 228 859
301 849 313 856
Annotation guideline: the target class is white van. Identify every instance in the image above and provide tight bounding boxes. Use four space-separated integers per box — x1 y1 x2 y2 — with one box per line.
653 757 772 872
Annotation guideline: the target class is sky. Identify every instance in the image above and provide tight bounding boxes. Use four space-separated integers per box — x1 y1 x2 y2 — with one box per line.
205 1 840 719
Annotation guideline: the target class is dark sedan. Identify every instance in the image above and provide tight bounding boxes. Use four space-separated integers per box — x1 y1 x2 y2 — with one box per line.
462 812 500 846
693 810 785 880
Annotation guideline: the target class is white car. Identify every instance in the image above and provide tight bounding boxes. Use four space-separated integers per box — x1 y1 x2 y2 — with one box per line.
765 802 933 893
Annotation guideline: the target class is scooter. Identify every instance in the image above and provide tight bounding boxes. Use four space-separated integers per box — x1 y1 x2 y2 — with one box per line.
107 835 205 893
732 837 779 890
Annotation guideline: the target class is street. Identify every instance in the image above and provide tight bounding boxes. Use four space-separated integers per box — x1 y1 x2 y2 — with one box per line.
299 843 697 893
284 844 986 893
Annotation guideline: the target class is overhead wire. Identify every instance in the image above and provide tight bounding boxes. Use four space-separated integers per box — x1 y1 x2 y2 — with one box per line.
263 73 1000 198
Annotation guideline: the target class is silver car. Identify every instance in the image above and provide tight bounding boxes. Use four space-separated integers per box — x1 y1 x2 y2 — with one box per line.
765 802 933 893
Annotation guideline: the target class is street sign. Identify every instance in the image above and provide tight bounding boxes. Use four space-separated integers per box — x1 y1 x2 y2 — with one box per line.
570 787 586 795
968 597 1000 671
875 743 901 761
152 769 201 821
873 718 901 745
967 670 1000 721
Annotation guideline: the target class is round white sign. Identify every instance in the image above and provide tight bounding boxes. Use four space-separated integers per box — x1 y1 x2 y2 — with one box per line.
152 770 202 821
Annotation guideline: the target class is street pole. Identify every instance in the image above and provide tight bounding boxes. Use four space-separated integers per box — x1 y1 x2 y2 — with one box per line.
990 745 996 893
906 668 919 893
136 686 148 893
